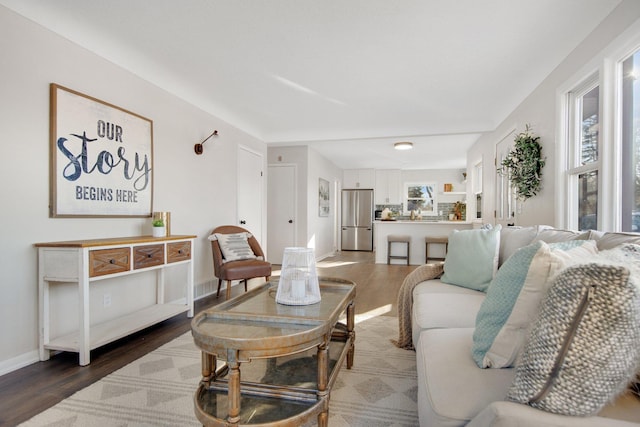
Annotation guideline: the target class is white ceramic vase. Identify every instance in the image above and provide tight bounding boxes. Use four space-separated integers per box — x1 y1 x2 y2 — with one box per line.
152 226 166 238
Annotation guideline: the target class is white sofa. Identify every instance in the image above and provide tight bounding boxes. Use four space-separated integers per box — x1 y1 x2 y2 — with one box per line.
410 226 640 427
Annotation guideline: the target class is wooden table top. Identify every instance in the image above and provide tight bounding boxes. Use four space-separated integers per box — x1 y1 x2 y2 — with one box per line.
191 278 356 360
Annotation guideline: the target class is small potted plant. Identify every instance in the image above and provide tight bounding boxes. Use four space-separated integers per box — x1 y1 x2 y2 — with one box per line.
152 218 165 237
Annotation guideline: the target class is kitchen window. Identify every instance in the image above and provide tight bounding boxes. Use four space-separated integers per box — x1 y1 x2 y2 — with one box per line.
404 182 437 216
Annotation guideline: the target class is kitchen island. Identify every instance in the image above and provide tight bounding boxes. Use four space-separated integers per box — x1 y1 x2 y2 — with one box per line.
374 220 474 265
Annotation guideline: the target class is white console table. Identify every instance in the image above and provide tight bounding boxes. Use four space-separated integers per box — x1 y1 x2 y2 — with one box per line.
35 234 196 366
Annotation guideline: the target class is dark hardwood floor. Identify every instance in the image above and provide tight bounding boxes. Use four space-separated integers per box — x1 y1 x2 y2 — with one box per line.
0 251 414 427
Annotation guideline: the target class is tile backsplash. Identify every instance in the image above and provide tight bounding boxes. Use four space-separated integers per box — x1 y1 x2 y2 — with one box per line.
375 203 464 221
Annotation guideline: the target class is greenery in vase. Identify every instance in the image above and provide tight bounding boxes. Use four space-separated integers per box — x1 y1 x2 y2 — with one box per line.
499 124 546 201
152 219 164 227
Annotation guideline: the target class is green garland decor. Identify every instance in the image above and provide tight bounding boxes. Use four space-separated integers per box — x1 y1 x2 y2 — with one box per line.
499 125 545 201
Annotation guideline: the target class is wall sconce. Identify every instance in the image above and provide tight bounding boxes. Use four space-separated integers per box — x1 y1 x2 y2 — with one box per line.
194 130 218 155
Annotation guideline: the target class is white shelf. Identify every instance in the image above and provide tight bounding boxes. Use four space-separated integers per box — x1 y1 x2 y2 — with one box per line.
439 191 466 195
45 303 189 352
36 235 196 365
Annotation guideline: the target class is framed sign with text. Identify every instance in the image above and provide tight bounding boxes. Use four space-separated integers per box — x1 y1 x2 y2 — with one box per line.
50 84 153 217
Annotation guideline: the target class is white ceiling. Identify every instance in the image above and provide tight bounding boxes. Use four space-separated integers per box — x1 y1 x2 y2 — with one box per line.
1 0 621 169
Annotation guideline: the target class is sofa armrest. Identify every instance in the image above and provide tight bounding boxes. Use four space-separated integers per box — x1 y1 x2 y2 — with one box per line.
467 401 640 427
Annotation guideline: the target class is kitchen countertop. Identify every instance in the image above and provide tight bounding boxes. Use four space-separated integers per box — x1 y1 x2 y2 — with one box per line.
374 220 472 225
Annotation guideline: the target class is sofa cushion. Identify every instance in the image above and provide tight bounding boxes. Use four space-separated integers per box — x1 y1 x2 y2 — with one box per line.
412 279 485 346
416 328 515 427
595 231 640 250
507 246 640 416
413 278 487 297
532 227 589 243
441 225 501 292
498 226 538 267
468 401 640 427
472 240 599 368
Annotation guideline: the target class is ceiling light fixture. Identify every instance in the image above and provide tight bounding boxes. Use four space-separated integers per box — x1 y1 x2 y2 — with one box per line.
394 141 413 150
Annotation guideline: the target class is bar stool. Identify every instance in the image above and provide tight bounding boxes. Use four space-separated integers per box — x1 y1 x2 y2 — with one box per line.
425 236 448 263
387 235 411 265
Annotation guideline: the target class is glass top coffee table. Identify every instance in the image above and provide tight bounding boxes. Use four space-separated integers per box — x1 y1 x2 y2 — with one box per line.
191 277 356 426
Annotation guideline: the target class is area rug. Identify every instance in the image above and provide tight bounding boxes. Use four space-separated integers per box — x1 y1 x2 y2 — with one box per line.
20 315 418 427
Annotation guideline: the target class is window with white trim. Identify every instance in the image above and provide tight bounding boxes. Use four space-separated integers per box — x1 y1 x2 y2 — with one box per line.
561 33 640 232
473 162 483 219
566 77 600 231
621 49 640 232
403 182 437 216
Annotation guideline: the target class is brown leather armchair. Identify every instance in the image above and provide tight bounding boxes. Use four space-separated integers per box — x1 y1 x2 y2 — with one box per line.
210 225 272 300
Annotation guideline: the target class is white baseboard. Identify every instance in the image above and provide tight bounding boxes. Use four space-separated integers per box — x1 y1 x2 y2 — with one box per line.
195 278 248 301
0 284 226 377
0 349 40 377
1 280 251 376
316 250 336 261
195 278 218 300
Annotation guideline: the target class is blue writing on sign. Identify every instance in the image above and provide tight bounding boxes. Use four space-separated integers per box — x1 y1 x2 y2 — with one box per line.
57 131 151 191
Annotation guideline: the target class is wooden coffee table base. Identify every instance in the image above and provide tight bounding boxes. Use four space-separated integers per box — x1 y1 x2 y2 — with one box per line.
191 279 356 426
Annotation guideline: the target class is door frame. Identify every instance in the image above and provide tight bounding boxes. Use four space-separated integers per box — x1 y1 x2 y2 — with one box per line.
495 128 517 227
334 178 342 253
237 145 265 245
267 163 298 262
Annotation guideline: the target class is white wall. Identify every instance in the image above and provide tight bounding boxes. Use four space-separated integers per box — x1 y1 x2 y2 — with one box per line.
307 147 343 259
267 146 342 260
400 169 466 191
0 6 267 374
467 1 640 228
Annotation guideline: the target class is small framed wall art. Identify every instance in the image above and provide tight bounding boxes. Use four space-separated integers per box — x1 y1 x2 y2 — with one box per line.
318 178 330 217
49 84 154 217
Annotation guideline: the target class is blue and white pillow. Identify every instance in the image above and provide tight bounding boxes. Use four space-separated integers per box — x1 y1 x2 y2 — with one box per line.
472 239 599 368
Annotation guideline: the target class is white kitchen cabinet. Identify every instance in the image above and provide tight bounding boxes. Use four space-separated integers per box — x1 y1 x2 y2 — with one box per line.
343 168 375 189
375 169 402 204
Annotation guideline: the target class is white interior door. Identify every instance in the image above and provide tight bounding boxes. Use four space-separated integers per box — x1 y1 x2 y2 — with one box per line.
267 164 296 264
495 130 516 228
237 146 264 244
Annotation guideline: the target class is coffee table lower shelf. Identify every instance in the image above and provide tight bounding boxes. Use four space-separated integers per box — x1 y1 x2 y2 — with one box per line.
194 327 351 426
195 384 325 426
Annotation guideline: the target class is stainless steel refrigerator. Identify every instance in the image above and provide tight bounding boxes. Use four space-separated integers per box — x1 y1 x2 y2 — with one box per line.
341 189 374 251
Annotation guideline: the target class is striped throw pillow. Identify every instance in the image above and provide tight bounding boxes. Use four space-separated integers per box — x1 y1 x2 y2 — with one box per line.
214 232 256 263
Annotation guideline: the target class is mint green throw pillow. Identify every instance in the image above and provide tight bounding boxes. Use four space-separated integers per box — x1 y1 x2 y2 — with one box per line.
472 239 599 368
440 225 501 292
